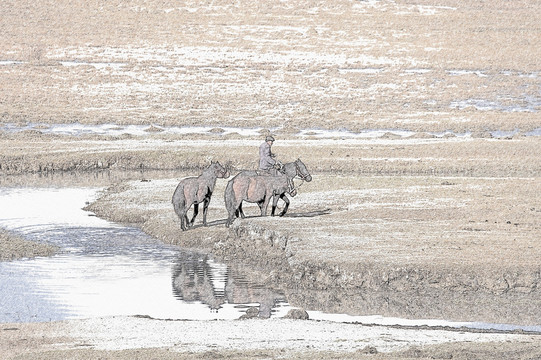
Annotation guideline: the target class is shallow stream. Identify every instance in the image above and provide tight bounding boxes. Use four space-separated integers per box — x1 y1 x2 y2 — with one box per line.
0 187 292 322
1 183 540 333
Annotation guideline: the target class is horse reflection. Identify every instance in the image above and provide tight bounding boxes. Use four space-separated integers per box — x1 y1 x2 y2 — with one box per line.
171 251 286 318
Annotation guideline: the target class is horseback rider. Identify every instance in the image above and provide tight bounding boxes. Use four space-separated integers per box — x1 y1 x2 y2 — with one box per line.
258 135 295 195
259 135 278 172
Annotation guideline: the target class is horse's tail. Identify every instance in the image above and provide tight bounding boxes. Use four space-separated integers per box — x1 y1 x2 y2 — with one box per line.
172 181 186 218
224 178 237 223
224 179 235 213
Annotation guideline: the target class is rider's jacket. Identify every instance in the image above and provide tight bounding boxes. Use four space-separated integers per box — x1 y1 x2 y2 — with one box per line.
259 141 276 170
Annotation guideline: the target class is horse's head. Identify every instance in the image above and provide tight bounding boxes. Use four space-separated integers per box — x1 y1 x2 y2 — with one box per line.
295 159 312 182
211 161 230 179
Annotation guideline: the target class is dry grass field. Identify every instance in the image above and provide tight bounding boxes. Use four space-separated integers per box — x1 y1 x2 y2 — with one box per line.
1 0 540 358
1 0 540 132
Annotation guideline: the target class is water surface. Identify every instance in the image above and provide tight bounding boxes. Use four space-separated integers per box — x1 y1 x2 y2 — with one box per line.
0 187 291 322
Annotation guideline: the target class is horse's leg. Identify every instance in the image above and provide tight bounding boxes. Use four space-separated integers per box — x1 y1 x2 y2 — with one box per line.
183 214 190 230
258 200 265 216
271 194 280 216
278 194 290 216
181 205 189 231
179 209 187 231
173 186 188 231
238 202 245 218
189 203 199 227
260 194 272 216
227 204 238 227
176 205 186 231
226 204 233 227
202 198 210 226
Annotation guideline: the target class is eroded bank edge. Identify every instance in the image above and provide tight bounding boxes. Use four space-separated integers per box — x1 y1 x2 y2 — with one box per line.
85 186 541 327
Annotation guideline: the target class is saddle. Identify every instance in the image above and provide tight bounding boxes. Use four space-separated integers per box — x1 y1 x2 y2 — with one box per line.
256 169 281 176
257 161 284 176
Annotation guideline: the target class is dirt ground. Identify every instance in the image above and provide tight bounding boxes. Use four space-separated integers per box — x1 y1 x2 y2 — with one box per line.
1 0 540 358
1 316 541 360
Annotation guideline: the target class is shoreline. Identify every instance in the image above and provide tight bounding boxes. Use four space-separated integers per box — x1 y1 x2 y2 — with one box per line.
2 133 539 326
84 172 541 326
2 133 540 326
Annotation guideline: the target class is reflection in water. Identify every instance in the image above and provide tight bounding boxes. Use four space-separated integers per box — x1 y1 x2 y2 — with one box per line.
0 187 293 323
172 251 288 318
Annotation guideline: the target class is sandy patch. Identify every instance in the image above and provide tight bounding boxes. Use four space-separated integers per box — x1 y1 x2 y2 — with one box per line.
1 316 540 359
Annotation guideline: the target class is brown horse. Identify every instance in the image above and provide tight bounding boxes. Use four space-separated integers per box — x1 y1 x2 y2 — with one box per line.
224 159 312 227
172 161 230 231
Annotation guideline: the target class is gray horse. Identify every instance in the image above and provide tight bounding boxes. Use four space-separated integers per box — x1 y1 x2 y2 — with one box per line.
224 159 312 227
172 161 230 231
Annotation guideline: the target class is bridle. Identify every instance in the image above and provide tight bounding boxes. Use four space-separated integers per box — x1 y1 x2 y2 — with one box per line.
288 160 309 193
294 160 310 181
215 164 229 178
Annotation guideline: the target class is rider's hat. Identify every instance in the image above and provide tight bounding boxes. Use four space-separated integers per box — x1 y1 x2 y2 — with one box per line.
265 135 275 142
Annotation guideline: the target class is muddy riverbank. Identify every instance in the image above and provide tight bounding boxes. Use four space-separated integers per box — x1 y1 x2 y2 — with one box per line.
2 132 540 327
85 170 541 326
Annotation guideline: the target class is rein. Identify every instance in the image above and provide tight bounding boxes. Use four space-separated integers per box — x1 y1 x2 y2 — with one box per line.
218 168 228 177
294 160 310 181
289 160 308 193
208 162 229 179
